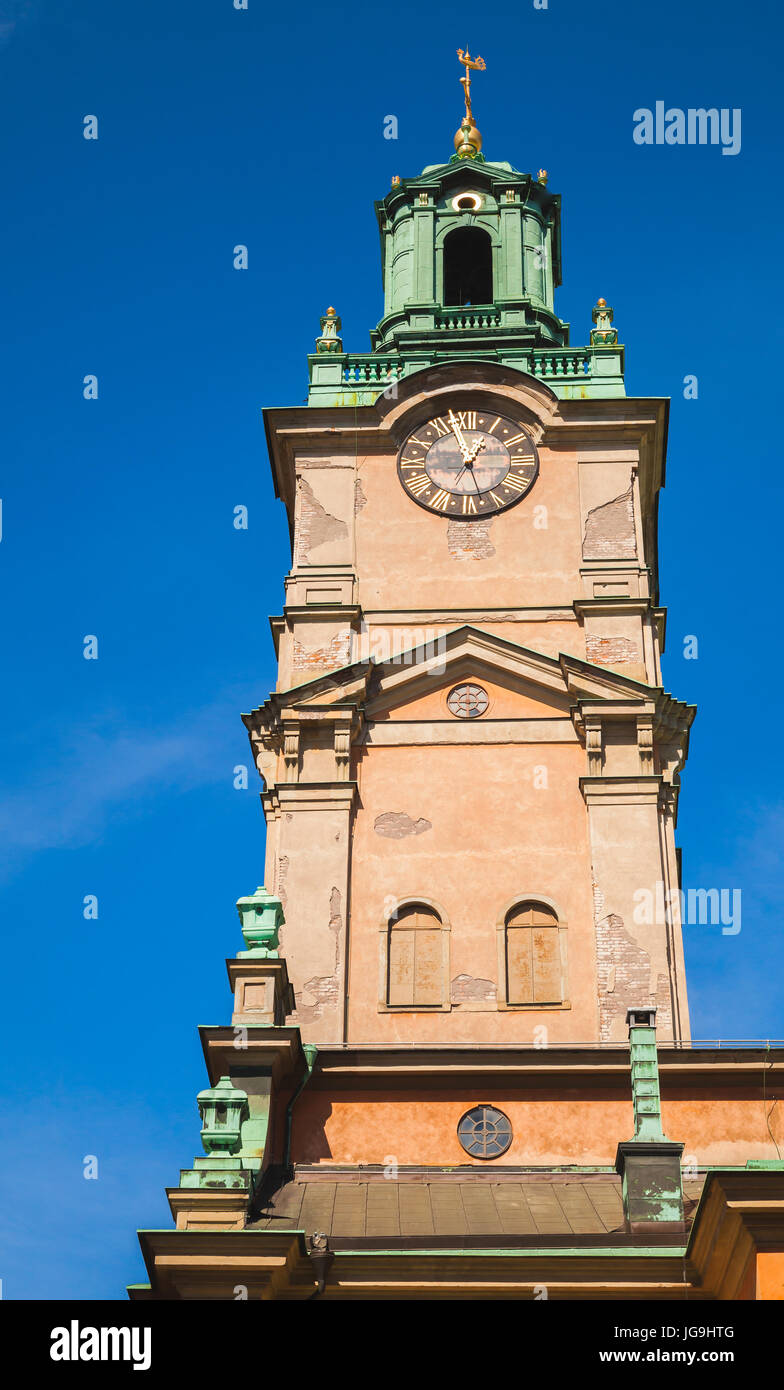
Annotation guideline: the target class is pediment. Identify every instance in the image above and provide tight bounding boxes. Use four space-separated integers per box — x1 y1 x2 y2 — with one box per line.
253 627 692 733
361 627 664 722
367 629 571 721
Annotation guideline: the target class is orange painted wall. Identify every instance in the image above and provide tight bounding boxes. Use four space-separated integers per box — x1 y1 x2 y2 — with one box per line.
755 1252 784 1300
347 739 596 1044
356 446 581 613
291 1088 784 1170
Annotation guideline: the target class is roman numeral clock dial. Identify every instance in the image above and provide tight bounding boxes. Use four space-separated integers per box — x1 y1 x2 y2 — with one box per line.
397 408 539 517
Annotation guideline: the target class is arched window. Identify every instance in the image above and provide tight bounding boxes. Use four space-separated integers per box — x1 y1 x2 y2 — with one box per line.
504 901 563 1005
386 903 446 1008
443 226 493 306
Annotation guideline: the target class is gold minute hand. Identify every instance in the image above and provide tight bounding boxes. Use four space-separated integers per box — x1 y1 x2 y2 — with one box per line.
447 409 471 460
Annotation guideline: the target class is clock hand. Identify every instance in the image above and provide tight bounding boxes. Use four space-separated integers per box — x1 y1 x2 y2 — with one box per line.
447 409 472 460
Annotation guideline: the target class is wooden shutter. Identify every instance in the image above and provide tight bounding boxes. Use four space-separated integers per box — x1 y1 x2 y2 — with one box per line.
506 925 534 1004
387 906 443 1007
506 903 562 1005
388 928 416 1005
532 925 561 1003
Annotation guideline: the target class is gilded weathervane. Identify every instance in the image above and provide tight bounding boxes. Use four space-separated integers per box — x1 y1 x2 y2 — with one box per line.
455 47 486 160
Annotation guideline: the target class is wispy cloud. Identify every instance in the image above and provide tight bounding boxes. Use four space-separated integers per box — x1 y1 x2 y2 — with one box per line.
0 693 250 880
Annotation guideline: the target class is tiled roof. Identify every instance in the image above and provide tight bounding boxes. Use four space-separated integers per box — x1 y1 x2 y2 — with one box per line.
249 1167 704 1242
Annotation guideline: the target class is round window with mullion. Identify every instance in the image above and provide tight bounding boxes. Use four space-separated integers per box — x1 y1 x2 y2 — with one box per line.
457 1105 513 1159
447 682 489 719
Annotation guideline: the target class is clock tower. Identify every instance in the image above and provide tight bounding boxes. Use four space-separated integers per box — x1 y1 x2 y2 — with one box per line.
247 60 692 1052
132 58 784 1303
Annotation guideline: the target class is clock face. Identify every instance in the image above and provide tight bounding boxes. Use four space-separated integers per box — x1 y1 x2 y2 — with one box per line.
397 407 539 518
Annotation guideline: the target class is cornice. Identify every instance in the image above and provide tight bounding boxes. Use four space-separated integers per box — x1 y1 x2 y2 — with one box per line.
263 380 669 534
199 1025 307 1088
687 1170 784 1299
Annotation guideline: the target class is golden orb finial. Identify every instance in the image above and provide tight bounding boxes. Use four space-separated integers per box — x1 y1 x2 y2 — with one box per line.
454 47 485 159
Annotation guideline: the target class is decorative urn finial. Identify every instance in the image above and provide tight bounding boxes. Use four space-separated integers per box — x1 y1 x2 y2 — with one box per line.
591 297 618 345
454 47 486 159
537 168 548 186
196 1076 248 1157
315 305 343 354
235 885 285 957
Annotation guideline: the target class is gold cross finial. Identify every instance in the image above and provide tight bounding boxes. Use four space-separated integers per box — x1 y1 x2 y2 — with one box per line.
456 47 486 122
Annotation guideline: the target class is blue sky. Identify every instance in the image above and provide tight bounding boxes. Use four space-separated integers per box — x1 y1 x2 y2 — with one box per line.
1 0 782 1299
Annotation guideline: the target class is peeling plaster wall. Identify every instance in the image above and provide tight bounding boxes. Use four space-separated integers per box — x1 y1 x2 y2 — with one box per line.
374 812 432 838
586 634 640 667
277 854 289 909
347 740 596 1044
355 441 581 610
275 805 352 1043
291 625 352 676
451 973 497 1004
354 477 368 513
295 475 350 565
582 484 637 560
588 801 680 1042
596 911 655 1043
446 517 496 560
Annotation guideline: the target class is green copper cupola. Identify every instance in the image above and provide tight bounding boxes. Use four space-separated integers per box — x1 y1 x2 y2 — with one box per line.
306 52 625 406
371 159 566 355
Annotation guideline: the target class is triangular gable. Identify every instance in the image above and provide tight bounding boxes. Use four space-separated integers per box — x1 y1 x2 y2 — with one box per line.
246 626 694 734
362 626 664 720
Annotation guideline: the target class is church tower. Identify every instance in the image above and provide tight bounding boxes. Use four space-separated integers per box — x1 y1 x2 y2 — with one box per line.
247 47 691 1051
131 54 784 1303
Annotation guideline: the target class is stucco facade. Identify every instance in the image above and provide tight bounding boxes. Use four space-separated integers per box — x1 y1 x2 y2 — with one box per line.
132 107 784 1304
246 363 692 1047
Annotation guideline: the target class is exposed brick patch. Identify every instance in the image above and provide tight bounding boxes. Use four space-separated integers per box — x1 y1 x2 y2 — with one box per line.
374 812 432 839
654 972 673 1037
583 483 636 560
596 912 654 1042
446 516 496 560
292 628 352 672
329 887 342 938
451 973 497 1003
296 477 348 562
276 855 289 910
290 888 343 1026
586 635 640 666
354 477 368 512
296 975 340 1024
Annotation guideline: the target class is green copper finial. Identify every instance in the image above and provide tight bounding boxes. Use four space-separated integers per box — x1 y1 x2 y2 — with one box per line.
591 297 618 345
197 1076 248 1157
235 885 284 958
315 306 343 355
